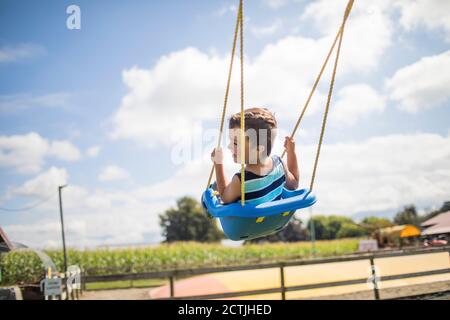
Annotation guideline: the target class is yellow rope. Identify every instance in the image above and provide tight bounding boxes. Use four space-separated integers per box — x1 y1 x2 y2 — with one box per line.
239 0 245 206
309 0 354 191
206 0 355 200
280 27 342 159
206 1 242 190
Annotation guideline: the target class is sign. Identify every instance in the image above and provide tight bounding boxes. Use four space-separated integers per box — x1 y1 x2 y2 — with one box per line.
67 265 81 290
358 240 378 252
40 278 62 296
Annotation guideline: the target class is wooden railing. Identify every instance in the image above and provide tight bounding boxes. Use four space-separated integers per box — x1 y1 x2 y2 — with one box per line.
82 245 450 300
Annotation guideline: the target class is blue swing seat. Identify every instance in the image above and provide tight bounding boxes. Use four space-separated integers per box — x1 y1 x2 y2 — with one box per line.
202 187 317 241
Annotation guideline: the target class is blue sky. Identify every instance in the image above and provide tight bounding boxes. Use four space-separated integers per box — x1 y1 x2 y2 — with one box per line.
1 0 449 248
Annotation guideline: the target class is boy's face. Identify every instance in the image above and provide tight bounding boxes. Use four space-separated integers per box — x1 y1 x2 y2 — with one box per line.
227 128 261 164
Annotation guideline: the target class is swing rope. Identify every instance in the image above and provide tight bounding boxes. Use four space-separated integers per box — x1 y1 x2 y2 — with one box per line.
206 0 354 199
206 0 243 190
238 0 246 206
282 0 354 192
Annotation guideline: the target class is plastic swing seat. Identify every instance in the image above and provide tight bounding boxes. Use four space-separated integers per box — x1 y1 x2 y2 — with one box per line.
202 187 317 241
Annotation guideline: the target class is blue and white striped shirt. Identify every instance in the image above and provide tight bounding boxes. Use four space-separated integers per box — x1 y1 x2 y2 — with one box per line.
234 155 286 205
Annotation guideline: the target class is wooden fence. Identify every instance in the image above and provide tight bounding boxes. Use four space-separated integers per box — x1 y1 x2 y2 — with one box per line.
82 245 450 300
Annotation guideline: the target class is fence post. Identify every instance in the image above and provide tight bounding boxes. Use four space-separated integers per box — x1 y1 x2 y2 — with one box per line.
169 274 175 298
370 256 380 300
280 265 286 300
77 270 81 299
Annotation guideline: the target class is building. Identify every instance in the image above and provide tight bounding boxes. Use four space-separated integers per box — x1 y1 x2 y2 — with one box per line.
421 211 450 240
0 227 14 253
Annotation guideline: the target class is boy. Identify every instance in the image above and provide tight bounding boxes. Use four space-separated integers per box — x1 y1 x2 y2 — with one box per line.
211 107 300 204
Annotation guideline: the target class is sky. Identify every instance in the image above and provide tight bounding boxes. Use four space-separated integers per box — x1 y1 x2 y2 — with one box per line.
0 0 449 249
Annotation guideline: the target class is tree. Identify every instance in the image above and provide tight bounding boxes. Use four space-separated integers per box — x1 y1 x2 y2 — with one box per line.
394 205 420 227
336 222 366 238
245 216 309 243
307 215 359 240
360 217 393 235
159 197 223 243
327 215 355 239
307 215 330 240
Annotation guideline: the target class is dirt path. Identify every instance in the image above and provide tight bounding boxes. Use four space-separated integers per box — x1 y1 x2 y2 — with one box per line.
80 288 150 300
79 280 450 300
309 279 450 300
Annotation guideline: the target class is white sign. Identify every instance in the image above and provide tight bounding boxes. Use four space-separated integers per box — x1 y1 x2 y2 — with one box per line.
67 265 81 290
41 278 62 296
359 240 378 252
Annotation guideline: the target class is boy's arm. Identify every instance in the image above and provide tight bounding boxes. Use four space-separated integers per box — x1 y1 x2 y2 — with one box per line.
215 168 241 204
212 147 241 204
283 137 300 190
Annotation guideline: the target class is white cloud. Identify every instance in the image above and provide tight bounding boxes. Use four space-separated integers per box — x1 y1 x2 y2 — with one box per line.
262 0 289 9
0 133 49 174
250 20 282 38
11 167 68 198
49 141 81 161
395 0 450 42
331 84 386 126
98 165 130 182
3 168 171 248
86 145 101 158
214 4 237 16
0 93 70 113
306 132 450 214
300 0 393 72
111 14 391 148
0 43 46 63
4 210 163 249
386 50 450 113
0 132 81 174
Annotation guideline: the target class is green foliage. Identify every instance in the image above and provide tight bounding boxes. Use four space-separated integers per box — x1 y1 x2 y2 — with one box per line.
159 197 224 243
360 216 393 235
394 205 420 227
0 250 44 285
307 215 362 240
336 222 366 238
0 239 359 286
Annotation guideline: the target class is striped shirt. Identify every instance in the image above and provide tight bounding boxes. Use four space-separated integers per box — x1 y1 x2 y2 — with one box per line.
234 155 286 205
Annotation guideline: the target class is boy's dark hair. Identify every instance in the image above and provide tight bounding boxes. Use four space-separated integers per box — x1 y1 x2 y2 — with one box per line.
229 107 277 156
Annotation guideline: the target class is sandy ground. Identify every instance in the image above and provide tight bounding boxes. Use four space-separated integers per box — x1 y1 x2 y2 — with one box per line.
79 280 450 300
80 288 151 300
81 251 450 300
308 280 450 300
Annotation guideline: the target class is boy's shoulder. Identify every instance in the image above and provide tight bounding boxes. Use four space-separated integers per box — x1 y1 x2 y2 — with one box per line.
234 155 282 180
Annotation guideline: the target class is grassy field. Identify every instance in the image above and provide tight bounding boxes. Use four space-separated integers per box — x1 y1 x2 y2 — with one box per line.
0 239 360 286
86 278 167 291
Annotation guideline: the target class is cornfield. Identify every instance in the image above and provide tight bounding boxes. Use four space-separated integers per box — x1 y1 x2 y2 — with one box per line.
0 239 359 285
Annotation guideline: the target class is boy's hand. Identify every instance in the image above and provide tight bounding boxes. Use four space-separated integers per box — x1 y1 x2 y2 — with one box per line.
211 147 224 165
284 136 296 154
